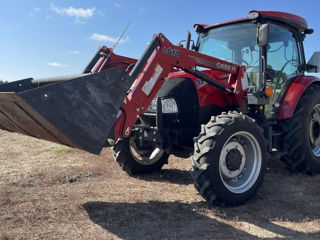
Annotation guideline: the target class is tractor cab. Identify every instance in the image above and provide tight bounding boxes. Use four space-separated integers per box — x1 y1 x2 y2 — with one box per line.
194 10 313 118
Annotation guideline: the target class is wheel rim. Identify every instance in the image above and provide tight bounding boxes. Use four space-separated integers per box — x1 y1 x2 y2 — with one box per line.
219 131 262 194
309 104 320 157
129 137 164 165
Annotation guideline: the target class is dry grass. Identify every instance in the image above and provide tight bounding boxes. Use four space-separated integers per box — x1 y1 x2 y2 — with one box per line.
0 129 320 239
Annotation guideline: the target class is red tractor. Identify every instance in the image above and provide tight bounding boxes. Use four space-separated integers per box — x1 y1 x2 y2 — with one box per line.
0 10 319 206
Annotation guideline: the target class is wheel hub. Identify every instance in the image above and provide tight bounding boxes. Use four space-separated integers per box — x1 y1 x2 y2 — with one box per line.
309 104 320 156
218 131 262 194
220 141 245 179
129 137 164 165
226 149 242 171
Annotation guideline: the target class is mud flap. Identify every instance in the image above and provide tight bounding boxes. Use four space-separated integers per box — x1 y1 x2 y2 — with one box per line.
0 67 134 154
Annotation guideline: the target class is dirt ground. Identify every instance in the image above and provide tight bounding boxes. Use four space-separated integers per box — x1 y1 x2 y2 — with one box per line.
0 130 319 240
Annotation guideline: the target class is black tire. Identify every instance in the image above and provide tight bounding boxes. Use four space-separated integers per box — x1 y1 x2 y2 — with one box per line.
191 112 267 206
281 84 320 174
112 137 169 175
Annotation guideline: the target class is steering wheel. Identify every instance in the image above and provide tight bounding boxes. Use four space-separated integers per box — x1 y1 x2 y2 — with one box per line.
278 59 297 75
273 59 297 92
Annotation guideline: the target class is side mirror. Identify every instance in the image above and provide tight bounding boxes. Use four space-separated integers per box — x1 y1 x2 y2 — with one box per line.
257 24 269 47
307 52 320 73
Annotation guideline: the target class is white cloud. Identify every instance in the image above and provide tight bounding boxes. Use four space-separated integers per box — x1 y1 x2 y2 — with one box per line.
46 62 69 67
50 4 95 20
67 50 81 55
114 2 121 7
33 7 41 12
29 7 41 17
91 33 130 44
139 7 147 14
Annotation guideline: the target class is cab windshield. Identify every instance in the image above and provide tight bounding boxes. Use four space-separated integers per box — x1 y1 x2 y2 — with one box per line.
197 22 259 88
197 21 300 118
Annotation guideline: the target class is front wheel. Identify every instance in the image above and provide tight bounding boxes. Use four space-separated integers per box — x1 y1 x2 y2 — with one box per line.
112 137 169 175
191 112 267 206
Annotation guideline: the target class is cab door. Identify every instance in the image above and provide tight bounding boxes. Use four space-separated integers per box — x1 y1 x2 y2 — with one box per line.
264 23 301 118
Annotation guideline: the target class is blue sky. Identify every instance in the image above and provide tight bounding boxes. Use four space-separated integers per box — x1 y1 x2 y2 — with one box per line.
0 0 319 81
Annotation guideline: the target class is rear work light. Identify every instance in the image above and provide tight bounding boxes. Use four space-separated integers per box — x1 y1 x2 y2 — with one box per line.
248 11 259 20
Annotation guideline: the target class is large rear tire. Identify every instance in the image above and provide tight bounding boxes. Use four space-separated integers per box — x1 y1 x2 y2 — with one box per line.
281 85 320 174
191 112 267 206
112 137 169 175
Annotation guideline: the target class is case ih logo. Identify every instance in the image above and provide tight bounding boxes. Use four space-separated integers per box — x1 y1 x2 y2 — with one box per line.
215 62 236 72
163 47 180 57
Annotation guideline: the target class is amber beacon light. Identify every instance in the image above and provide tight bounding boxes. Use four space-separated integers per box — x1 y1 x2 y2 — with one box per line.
265 86 273 98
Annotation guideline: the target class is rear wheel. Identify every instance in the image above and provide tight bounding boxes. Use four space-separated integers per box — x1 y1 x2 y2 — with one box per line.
112 137 169 175
191 112 267 206
281 85 320 174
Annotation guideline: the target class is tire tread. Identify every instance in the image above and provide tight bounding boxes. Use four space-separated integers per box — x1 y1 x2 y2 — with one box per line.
191 111 266 206
281 85 320 174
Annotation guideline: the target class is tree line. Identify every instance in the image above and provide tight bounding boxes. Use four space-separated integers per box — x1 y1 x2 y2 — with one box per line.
0 80 8 84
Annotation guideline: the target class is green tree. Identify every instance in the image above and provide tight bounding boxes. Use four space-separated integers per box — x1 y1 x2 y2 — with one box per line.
0 80 8 84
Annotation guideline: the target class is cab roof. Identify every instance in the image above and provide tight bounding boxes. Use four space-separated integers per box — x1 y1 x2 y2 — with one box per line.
195 10 308 33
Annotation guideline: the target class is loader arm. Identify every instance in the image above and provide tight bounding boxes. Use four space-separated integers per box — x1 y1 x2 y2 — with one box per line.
0 33 247 155
85 46 138 74
111 33 247 143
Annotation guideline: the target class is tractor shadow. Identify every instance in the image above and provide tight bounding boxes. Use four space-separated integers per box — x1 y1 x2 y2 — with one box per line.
83 199 320 240
136 168 194 185
83 201 252 240
84 159 320 239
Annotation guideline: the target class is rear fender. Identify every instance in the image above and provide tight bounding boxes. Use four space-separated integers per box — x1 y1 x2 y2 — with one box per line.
278 76 320 120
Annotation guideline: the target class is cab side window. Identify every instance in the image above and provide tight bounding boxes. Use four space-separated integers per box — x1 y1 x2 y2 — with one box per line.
265 24 299 118
267 24 299 86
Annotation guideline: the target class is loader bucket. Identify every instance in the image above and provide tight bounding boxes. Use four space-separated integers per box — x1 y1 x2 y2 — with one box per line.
0 67 134 154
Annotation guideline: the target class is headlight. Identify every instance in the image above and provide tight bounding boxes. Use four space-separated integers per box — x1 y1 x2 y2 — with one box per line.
147 99 158 113
146 98 178 114
161 98 178 113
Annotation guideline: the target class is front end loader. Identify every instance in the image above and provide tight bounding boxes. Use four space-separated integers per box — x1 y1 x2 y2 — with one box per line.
0 68 133 154
1 10 320 206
